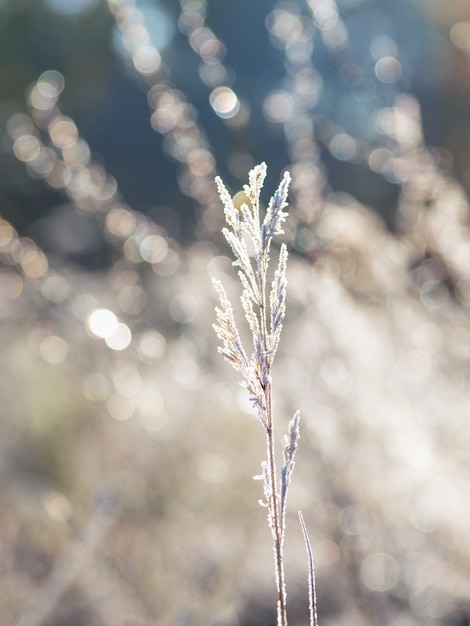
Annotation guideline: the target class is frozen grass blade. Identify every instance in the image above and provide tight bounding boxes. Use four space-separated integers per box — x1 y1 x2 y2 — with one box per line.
299 511 318 626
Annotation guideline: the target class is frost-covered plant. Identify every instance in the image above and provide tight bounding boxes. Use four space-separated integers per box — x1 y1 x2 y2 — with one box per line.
213 163 317 626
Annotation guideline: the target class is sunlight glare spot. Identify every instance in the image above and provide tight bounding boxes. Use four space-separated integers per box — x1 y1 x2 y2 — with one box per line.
7 114 34 140
137 331 166 362
198 453 229 484
62 139 91 166
375 56 402 83
0 220 14 245
125 24 151 50
329 133 357 161
210 87 240 119
360 553 399 592
39 335 69 364
49 118 78 149
313 3 338 30
44 491 72 523
82 372 110 402
137 386 164 420
119 285 147 315
266 9 302 43
323 23 348 50
111 366 142 398
123 237 142 263
263 91 295 123
169 293 199 323
0 271 23 300
13 135 40 162
198 63 231 87
46 162 72 188
450 22 470 51
152 249 179 276
105 322 132 351
37 70 65 98
107 394 134 421
87 308 119 339
21 249 48 278
189 27 222 59
105 207 136 238
139 235 168 263
133 45 161 75
27 147 56 178
187 148 215 175
368 147 392 173
200 37 225 63
28 85 56 111
72 293 98 320
140 412 171 437
339 505 368 535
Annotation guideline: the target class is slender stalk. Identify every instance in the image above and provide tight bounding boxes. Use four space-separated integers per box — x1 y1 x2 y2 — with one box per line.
267 417 288 626
299 511 319 626
261 283 287 626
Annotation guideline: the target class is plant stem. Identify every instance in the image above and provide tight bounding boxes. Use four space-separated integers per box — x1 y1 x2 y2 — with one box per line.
260 281 287 626
299 511 319 626
267 416 288 626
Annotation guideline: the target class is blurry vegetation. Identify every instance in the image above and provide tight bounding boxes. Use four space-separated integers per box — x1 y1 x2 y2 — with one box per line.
1 0 470 625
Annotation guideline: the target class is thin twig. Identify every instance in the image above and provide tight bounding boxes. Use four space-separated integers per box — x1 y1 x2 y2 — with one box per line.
267 422 288 626
298 511 319 626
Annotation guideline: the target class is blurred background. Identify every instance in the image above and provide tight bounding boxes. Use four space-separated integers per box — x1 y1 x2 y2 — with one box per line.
1 0 470 624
